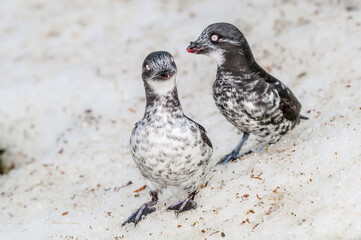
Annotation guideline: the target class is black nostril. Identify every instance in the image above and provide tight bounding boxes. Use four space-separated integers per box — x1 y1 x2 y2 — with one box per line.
189 41 198 49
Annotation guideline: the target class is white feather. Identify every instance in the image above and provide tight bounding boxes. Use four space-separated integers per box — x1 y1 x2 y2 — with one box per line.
147 74 177 95
206 49 225 66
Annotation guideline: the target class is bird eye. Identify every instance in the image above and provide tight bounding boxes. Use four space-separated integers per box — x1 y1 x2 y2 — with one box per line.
170 57 174 63
211 34 219 42
145 64 151 71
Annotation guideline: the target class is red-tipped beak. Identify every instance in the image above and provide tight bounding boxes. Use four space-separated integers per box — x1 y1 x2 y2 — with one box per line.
187 41 202 53
186 47 193 53
160 70 173 79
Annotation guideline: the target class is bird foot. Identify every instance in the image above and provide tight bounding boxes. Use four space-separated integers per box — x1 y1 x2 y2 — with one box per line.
218 150 241 164
167 197 197 215
218 150 253 165
122 202 156 226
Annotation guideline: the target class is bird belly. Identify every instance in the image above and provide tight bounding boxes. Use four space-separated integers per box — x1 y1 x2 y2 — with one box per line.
130 120 211 190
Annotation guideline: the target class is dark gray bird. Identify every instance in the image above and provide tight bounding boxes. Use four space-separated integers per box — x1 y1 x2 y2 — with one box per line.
123 51 213 226
187 22 307 164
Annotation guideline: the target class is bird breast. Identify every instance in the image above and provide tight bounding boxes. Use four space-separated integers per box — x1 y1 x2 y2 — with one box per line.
130 110 211 187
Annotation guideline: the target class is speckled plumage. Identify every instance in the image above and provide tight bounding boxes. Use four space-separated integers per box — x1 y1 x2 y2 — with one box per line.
188 23 304 163
213 68 301 144
124 51 212 226
130 88 212 193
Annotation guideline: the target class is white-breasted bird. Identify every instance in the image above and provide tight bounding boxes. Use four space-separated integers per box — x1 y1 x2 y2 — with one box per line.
123 51 213 226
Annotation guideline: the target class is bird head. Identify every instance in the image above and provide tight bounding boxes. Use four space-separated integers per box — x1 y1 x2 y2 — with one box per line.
142 51 177 94
187 22 247 66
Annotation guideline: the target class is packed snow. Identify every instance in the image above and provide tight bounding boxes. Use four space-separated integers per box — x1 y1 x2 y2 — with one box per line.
0 0 360 239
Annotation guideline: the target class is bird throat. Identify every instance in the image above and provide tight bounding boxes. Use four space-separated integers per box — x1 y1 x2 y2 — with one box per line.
144 83 182 111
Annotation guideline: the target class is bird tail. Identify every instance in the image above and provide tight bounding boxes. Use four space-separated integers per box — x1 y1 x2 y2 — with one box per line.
300 115 309 120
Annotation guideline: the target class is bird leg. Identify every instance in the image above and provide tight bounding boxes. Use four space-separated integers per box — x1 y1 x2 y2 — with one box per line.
218 132 250 164
122 191 158 226
167 191 197 215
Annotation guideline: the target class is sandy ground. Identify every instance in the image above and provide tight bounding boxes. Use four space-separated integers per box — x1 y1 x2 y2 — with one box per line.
0 0 360 239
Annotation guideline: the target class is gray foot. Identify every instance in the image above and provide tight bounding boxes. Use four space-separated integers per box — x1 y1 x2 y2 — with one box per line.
218 132 251 164
218 150 253 164
122 192 158 226
167 193 197 215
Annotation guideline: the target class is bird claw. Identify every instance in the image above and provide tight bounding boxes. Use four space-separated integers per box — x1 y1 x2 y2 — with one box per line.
122 203 156 226
167 198 197 215
218 150 253 165
218 151 241 164
218 132 251 164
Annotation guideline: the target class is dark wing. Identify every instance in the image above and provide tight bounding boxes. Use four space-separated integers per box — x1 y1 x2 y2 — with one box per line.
278 97 300 121
260 70 302 122
184 115 213 149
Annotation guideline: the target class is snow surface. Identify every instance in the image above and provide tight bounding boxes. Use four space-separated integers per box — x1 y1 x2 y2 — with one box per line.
0 0 360 239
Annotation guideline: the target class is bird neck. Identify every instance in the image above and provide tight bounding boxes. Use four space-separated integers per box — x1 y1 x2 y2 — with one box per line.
144 83 183 113
218 42 260 74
